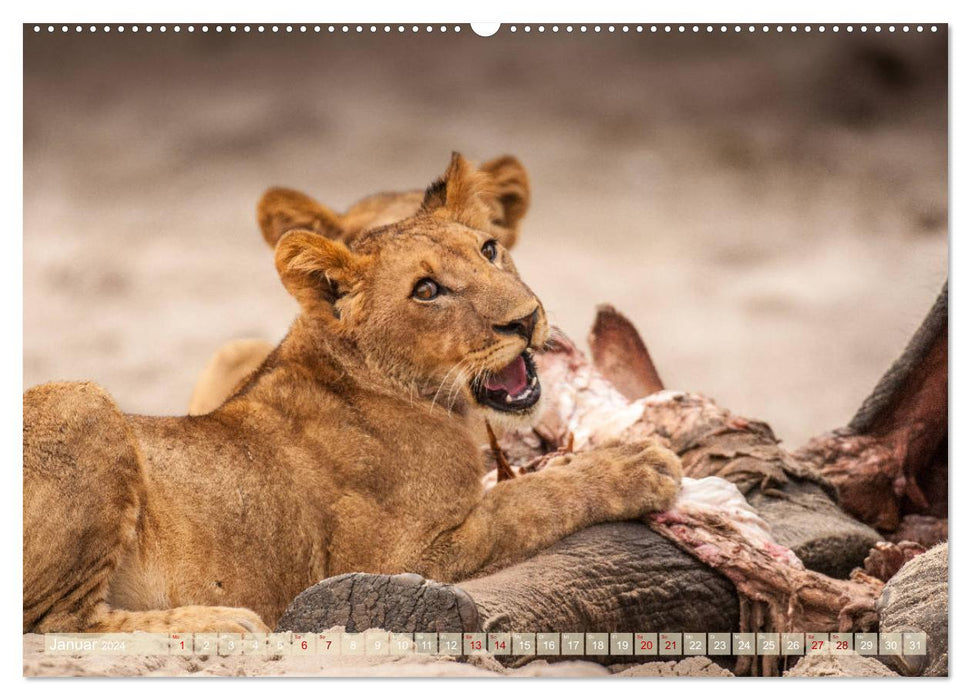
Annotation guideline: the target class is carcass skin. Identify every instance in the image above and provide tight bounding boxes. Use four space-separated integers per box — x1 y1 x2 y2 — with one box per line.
491 330 880 579
484 339 884 675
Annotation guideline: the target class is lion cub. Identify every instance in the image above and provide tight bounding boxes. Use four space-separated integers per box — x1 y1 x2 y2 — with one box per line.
23 154 682 634
189 154 529 415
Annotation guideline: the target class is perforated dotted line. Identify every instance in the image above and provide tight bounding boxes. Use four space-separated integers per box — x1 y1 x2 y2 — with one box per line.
505 24 940 34
30 24 941 35
30 24 466 34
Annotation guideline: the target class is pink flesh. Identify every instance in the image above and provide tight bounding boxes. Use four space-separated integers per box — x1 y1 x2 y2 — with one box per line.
485 355 528 395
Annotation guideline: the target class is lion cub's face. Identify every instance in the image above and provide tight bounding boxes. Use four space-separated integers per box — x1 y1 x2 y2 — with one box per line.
275 154 549 420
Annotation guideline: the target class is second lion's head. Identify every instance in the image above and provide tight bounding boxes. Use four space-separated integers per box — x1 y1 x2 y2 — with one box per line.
273 153 550 421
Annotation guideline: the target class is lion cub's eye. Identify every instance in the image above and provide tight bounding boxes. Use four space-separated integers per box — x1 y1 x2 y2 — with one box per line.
481 240 498 262
412 278 441 301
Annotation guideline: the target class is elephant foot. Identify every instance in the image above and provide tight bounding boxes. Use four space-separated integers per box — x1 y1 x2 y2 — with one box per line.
274 572 480 633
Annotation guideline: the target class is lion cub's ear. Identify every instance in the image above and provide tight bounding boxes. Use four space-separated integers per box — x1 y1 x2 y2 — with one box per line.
258 188 344 248
480 155 530 249
275 230 367 313
421 153 530 249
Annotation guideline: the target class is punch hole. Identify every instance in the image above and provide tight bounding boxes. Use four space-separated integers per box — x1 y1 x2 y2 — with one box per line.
471 23 499 37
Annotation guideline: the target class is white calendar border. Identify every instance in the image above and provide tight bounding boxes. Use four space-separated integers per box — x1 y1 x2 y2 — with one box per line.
4 0 962 696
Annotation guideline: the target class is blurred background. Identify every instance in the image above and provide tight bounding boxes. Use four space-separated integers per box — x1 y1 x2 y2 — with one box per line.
23 25 947 447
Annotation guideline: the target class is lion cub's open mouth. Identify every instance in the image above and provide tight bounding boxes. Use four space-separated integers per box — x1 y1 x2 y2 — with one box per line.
473 351 541 412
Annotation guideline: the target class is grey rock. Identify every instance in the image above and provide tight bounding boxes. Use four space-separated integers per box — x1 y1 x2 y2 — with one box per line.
877 541 948 676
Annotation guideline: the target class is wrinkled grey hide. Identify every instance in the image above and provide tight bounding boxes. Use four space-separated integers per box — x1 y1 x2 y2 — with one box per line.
750 481 881 578
276 522 739 651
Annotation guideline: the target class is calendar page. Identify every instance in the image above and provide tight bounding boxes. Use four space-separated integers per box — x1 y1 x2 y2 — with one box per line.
21 17 948 681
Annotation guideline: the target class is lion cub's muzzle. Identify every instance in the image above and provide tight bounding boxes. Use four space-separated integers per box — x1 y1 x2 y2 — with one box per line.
471 350 541 413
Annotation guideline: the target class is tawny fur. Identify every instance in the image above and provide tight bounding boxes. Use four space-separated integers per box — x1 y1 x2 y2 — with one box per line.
23 153 682 634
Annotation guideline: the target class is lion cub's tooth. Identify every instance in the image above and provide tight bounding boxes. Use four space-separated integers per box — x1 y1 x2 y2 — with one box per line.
505 394 514 404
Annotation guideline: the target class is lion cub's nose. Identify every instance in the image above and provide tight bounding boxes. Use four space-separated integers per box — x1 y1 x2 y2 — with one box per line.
494 308 539 343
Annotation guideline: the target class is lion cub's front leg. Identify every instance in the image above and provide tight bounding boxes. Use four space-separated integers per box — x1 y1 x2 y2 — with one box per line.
417 440 682 582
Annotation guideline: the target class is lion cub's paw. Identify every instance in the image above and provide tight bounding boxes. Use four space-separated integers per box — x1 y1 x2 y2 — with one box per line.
163 606 271 634
594 439 683 517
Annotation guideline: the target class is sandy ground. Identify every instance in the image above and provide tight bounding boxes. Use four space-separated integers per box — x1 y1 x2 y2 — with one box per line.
23 633 738 677
23 28 947 446
21 633 601 677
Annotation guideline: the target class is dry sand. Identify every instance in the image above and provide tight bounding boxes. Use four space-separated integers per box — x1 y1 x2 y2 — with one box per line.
23 28 947 447
22 633 652 677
